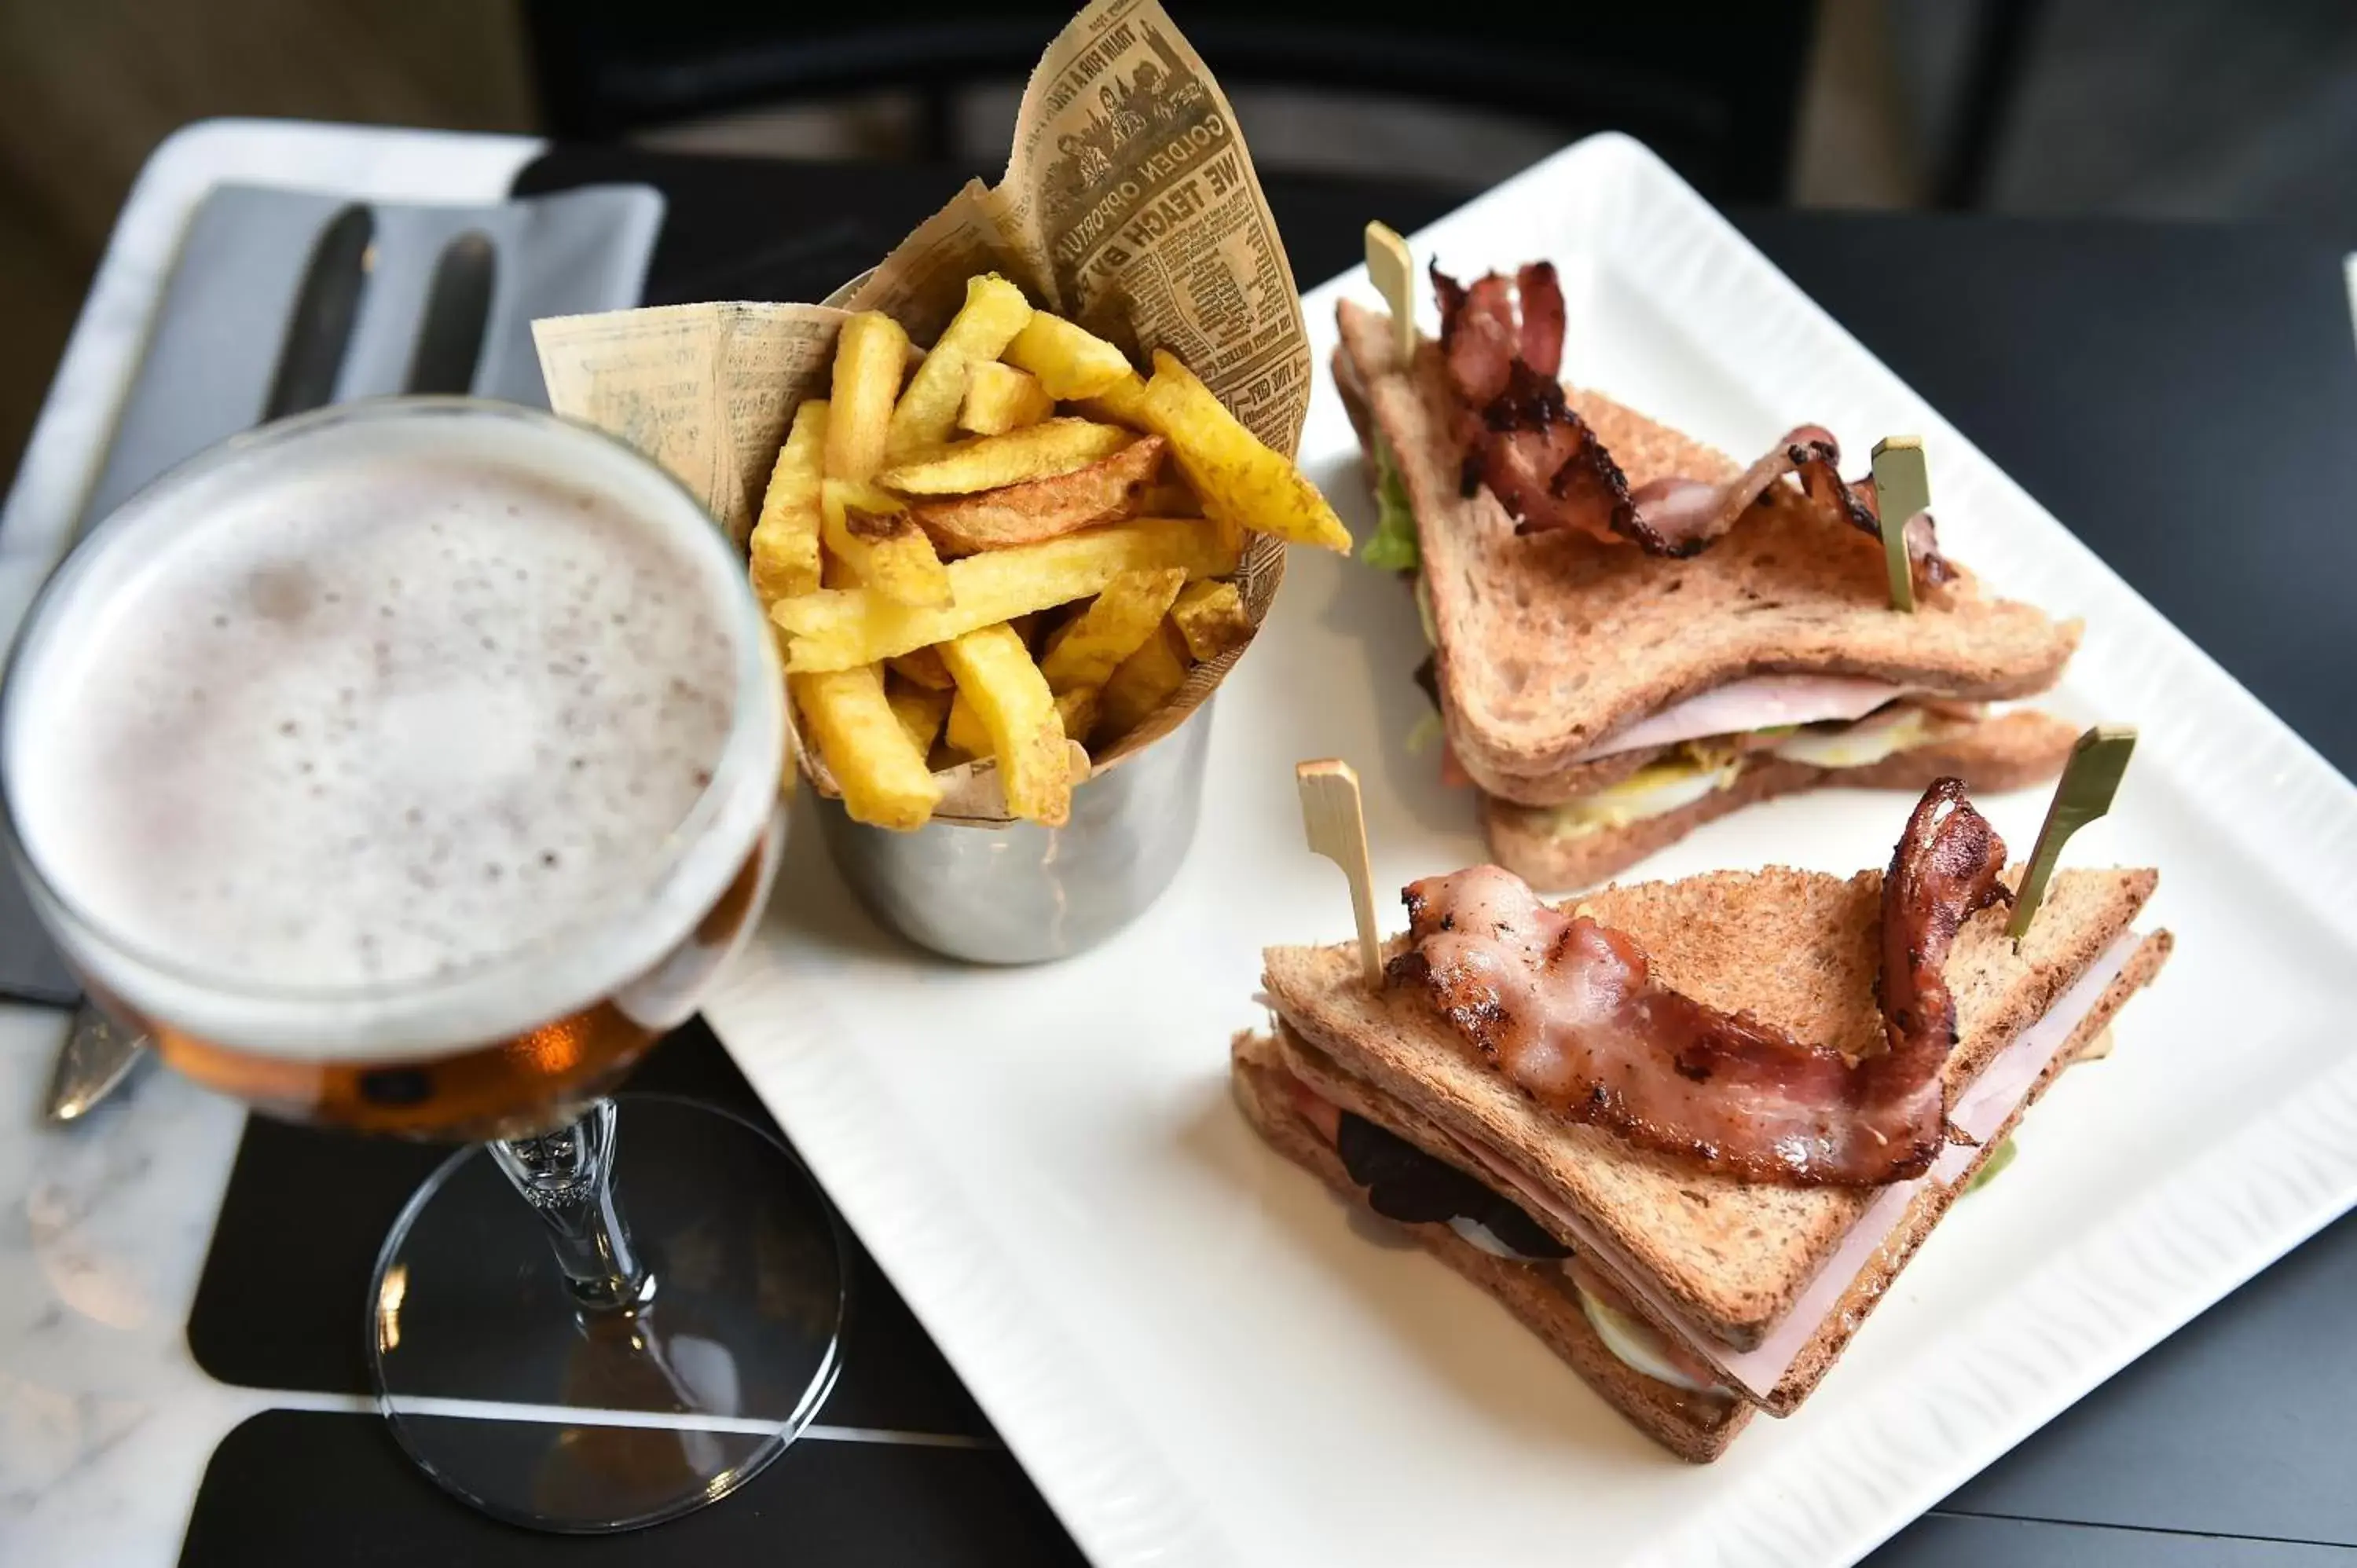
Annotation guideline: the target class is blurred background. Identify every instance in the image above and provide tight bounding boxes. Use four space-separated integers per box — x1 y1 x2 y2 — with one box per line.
6 0 2355 480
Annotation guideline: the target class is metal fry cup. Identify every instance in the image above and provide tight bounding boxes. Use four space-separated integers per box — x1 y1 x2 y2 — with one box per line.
816 702 1214 964
789 268 1267 965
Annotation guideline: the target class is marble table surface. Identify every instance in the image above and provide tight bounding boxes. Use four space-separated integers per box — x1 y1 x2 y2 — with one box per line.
0 119 547 1566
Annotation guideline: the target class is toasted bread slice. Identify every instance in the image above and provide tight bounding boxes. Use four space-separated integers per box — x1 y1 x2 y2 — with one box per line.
1260 861 2161 1354
909 435 1165 555
1232 1030 1752 1461
1483 707 2078 890
1332 299 2080 794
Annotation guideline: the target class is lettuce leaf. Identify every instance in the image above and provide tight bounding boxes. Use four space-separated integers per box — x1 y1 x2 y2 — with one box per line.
1360 436 1420 573
1964 1135 2017 1193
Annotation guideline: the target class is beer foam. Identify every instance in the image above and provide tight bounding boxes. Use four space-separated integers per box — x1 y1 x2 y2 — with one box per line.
9 414 757 1035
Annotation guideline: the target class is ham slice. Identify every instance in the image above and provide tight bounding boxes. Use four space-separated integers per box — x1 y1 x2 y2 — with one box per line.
1570 674 1911 764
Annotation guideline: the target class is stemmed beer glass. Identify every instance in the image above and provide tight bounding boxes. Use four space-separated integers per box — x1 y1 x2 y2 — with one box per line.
1 399 843 1531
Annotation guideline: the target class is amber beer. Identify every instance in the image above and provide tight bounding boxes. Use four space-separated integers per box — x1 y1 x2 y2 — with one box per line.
2 400 787 1138
141 829 774 1138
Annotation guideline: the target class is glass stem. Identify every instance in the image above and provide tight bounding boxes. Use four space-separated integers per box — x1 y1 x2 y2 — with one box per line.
489 1097 653 1312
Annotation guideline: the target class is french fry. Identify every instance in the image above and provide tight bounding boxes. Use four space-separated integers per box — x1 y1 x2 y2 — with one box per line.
877 419 1132 496
750 399 827 603
1133 350 1352 552
888 646 955 689
1002 311 1135 400
790 664 940 830
944 696 1091 766
1054 686 1100 743
959 361 1054 435
885 274 1034 461
1037 566 1187 693
887 683 951 757
1097 621 1191 742
910 436 1164 555
825 312 911 482
1168 579 1253 661
939 623 1070 826
944 690 991 758
1131 479 1201 518
1082 370 1152 425
772 518 1238 672
820 479 951 609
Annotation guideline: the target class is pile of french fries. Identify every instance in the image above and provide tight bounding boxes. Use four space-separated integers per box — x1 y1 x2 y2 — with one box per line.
750 273 1349 831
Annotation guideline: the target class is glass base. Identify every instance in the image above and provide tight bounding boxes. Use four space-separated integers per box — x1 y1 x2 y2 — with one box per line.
368 1094 845 1532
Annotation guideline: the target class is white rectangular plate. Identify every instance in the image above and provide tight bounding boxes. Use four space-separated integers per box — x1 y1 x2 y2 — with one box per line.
707 134 2357 1566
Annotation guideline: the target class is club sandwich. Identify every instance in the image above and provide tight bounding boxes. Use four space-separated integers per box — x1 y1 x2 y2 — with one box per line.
1330 260 2083 888
1235 777 2169 1460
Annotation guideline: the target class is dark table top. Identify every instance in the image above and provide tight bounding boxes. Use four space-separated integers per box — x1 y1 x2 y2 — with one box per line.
501 148 2357 1566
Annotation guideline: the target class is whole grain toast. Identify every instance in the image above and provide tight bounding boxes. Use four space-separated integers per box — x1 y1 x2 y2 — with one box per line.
1231 1029 1751 1461
1259 860 2162 1352
1483 707 2079 889
1332 299 2081 794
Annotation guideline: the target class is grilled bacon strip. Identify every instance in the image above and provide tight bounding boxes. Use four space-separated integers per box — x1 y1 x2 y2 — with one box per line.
1427 261 1951 577
1515 262 1564 378
1792 440 1954 585
1388 782 2010 1186
1469 363 1634 549
1434 266 1521 408
1875 775 2013 1080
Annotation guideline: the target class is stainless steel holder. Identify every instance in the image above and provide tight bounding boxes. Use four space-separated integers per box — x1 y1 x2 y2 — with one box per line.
815 703 1215 965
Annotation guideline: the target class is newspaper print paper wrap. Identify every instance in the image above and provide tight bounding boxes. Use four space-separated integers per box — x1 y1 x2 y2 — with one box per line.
535 0 1310 824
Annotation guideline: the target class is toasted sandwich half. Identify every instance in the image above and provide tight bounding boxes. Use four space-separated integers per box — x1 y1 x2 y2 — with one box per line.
1235 784 2168 1462
1332 279 2083 889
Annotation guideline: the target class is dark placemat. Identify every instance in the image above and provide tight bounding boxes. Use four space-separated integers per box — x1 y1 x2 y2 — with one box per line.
186 1022 992 1439
178 1409 1086 1568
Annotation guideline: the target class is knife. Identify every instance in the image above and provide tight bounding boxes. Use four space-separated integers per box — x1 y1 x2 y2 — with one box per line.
404 229 497 394
44 1004 148 1123
261 203 376 418
41 203 379 1124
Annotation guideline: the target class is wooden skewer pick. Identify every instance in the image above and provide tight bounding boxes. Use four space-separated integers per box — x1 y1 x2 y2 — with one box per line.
1868 436 1928 614
2007 725 2137 946
1296 759 1384 985
1364 221 1417 364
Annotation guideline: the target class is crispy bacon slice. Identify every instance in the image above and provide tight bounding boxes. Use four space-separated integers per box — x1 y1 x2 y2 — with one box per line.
1516 422 1953 572
1427 261 1953 579
1791 439 1954 585
1471 362 1635 549
1434 265 1521 408
1876 775 2013 1079
1515 262 1563 377
1389 782 2011 1186
1433 260 1568 405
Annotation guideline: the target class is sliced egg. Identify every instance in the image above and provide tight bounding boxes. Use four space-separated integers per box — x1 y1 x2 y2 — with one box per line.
1576 1284 1723 1395
1449 1216 1526 1259
1542 755 1743 840
1771 703 1943 769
